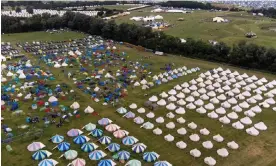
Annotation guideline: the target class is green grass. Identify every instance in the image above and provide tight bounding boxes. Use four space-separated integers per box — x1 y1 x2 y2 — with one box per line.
1 31 276 166
114 8 276 48
2 31 86 43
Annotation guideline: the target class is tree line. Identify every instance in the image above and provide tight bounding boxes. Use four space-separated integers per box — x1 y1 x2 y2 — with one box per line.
1 1 133 10
160 1 243 11
250 8 276 18
2 12 276 72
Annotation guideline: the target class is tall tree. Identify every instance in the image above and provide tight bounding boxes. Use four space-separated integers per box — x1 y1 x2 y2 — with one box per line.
15 6 21 13
26 6 34 14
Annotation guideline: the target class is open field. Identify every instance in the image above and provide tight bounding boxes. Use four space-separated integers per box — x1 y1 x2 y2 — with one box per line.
114 8 276 48
1 31 276 166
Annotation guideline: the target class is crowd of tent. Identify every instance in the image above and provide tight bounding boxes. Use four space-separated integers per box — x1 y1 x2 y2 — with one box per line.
26 117 171 166
1 9 100 18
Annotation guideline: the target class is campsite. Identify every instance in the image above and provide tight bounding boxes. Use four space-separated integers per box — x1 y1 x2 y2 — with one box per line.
1 30 276 166
1 1 276 166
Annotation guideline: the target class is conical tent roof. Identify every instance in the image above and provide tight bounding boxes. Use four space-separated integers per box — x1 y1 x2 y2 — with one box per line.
213 134 224 142
216 107 226 115
228 98 238 104
246 127 259 136
176 92 185 99
137 107 145 113
166 112 175 119
204 157 216 166
182 88 191 94
146 112 155 119
227 112 239 120
198 88 206 94
198 82 206 88
219 116 231 124
190 149 201 157
227 141 239 149
239 101 250 109
200 94 209 100
155 117 164 124
254 122 267 131
19 73 26 79
205 103 215 110
208 111 218 119
149 96 158 102
175 107 185 115
166 103 176 110
210 97 220 104
164 134 174 142
177 117 185 124
232 105 242 112
240 116 252 125
84 106 94 113
159 92 168 98
185 96 195 102
176 141 187 149
189 134 200 142
177 127 187 135
153 128 162 135
181 82 189 88
207 91 216 97
166 122 175 129
206 85 215 91
168 95 177 102
232 121 244 130
244 110 256 117
191 91 200 97
48 96 58 102
202 141 213 149
157 99 166 106
174 84 182 90
200 128 210 135
168 89 177 95
70 102 80 109
176 99 186 106
186 103 196 109
188 122 197 129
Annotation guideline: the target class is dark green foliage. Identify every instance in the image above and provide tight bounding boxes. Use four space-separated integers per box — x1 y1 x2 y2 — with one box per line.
251 8 276 18
2 11 276 72
26 6 34 14
15 6 21 13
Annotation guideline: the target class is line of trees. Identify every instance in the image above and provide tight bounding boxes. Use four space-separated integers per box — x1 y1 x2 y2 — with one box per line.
2 12 276 72
1 1 133 10
250 8 276 18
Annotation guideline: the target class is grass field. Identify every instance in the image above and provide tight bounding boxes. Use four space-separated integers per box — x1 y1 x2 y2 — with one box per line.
1 31 276 166
114 8 276 48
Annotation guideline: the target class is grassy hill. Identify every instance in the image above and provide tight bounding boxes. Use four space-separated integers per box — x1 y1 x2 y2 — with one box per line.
114 8 276 48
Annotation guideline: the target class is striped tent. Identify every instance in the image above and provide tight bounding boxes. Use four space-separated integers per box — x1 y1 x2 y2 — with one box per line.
89 150 105 160
117 150 130 160
27 142 45 152
154 161 172 166
73 135 90 145
91 128 103 137
122 136 138 146
98 159 116 166
132 143 147 153
98 118 112 126
38 159 58 166
32 150 52 161
81 142 98 153
51 135 64 144
99 136 112 145
56 142 70 152
107 143 120 152
143 152 159 162
71 158 86 166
